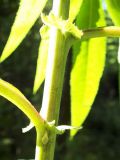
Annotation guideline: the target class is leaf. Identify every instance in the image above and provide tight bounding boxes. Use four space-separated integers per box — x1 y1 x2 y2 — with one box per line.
105 0 120 26
70 0 106 137
0 79 44 129
0 0 48 62
33 25 49 94
69 0 83 22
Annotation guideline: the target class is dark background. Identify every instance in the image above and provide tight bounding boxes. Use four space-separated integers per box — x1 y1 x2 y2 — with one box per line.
0 0 119 160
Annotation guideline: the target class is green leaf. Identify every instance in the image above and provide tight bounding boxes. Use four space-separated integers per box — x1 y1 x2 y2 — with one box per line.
69 0 83 22
105 0 120 26
33 25 49 94
70 0 106 137
0 0 48 62
0 78 44 129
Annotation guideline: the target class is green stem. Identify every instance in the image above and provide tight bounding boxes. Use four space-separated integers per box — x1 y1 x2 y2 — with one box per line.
35 0 70 160
82 26 120 39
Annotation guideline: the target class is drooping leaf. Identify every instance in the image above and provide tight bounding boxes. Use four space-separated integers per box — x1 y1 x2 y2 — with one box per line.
0 79 44 129
70 0 106 137
0 0 48 62
33 25 49 94
69 0 83 22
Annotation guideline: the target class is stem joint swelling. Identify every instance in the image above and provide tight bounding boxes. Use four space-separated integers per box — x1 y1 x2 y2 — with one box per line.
36 120 56 147
41 12 83 39
41 13 120 41
41 130 49 145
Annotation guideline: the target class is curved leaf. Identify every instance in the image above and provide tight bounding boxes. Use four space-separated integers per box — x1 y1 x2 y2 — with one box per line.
33 25 49 94
0 0 48 62
69 0 83 22
70 0 106 137
0 79 44 129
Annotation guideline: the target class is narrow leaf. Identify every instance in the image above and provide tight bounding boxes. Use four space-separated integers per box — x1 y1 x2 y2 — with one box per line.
69 0 83 22
0 0 48 62
0 79 44 129
33 25 49 94
70 0 106 137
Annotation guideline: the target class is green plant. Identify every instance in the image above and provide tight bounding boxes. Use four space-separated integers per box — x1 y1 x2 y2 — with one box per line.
0 0 120 159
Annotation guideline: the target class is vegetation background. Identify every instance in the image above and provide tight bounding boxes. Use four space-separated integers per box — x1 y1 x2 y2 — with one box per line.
0 0 119 159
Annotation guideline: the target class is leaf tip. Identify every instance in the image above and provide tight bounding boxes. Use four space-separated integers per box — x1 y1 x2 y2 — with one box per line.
33 81 39 95
70 126 83 139
33 77 44 95
0 53 6 63
0 48 11 63
33 86 37 95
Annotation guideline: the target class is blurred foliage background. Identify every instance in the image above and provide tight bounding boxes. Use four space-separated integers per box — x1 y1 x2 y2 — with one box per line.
0 0 119 160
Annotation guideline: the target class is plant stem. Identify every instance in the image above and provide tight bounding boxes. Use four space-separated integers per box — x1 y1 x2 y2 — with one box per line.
35 0 70 160
82 26 120 39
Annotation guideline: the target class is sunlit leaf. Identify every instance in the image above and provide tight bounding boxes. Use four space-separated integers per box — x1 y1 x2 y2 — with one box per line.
0 79 44 129
69 0 83 22
0 0 48 62
70 0 106 137
33 25 49 94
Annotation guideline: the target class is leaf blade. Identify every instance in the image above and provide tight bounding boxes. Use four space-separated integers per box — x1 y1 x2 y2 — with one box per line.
0 0 48 62
69 0 83 22
70 0 106 137
0 79 44 128
33 26 49 94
